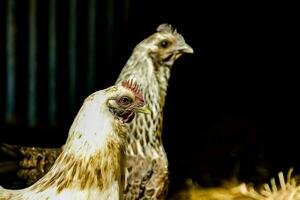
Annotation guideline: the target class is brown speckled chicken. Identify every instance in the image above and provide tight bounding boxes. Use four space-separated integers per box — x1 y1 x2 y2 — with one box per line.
0 81 148 200
0 24 193 199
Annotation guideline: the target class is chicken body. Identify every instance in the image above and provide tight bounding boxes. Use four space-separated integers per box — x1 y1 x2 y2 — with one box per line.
0 82 146 200
0 24 193 199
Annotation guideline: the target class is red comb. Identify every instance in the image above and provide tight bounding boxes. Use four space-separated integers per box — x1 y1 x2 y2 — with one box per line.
121 80 144 102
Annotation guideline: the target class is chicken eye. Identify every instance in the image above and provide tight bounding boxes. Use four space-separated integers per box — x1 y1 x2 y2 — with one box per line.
118 96 133 106
159 40 170 48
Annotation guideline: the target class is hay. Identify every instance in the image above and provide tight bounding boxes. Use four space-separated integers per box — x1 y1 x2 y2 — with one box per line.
171 169 300 200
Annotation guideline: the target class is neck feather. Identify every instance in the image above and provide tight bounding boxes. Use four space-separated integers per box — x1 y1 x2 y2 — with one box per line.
116 46 171 157
116 46 171 108
28 96 127 194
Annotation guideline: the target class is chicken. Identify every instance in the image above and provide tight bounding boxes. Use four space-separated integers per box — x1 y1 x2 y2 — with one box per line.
0 80 149 200
117 23 193 200
0 23 193 199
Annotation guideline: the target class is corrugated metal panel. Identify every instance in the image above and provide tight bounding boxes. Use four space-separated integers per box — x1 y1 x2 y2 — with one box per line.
1 0 132 129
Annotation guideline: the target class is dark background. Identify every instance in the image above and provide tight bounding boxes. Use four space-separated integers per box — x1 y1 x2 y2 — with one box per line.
0 0 298 197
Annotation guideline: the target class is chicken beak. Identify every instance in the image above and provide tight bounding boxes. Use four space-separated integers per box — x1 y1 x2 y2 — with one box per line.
182 44 194 54
175 44 194 54
136 105 151 114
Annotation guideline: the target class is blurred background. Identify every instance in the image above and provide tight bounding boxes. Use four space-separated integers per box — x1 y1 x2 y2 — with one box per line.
0 0 298 197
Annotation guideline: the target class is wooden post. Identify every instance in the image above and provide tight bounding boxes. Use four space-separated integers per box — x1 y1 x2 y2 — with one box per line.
49 0 57 126
69 0 77 110
6 0 16 123
28 0 38 126
106 0 114 67
86 0 96 93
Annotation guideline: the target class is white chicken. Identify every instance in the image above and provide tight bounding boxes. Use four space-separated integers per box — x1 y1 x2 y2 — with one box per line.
0 80 149 200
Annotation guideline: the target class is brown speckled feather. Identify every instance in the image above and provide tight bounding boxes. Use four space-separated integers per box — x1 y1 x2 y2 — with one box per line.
1 144 62 185
124 156 169 200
